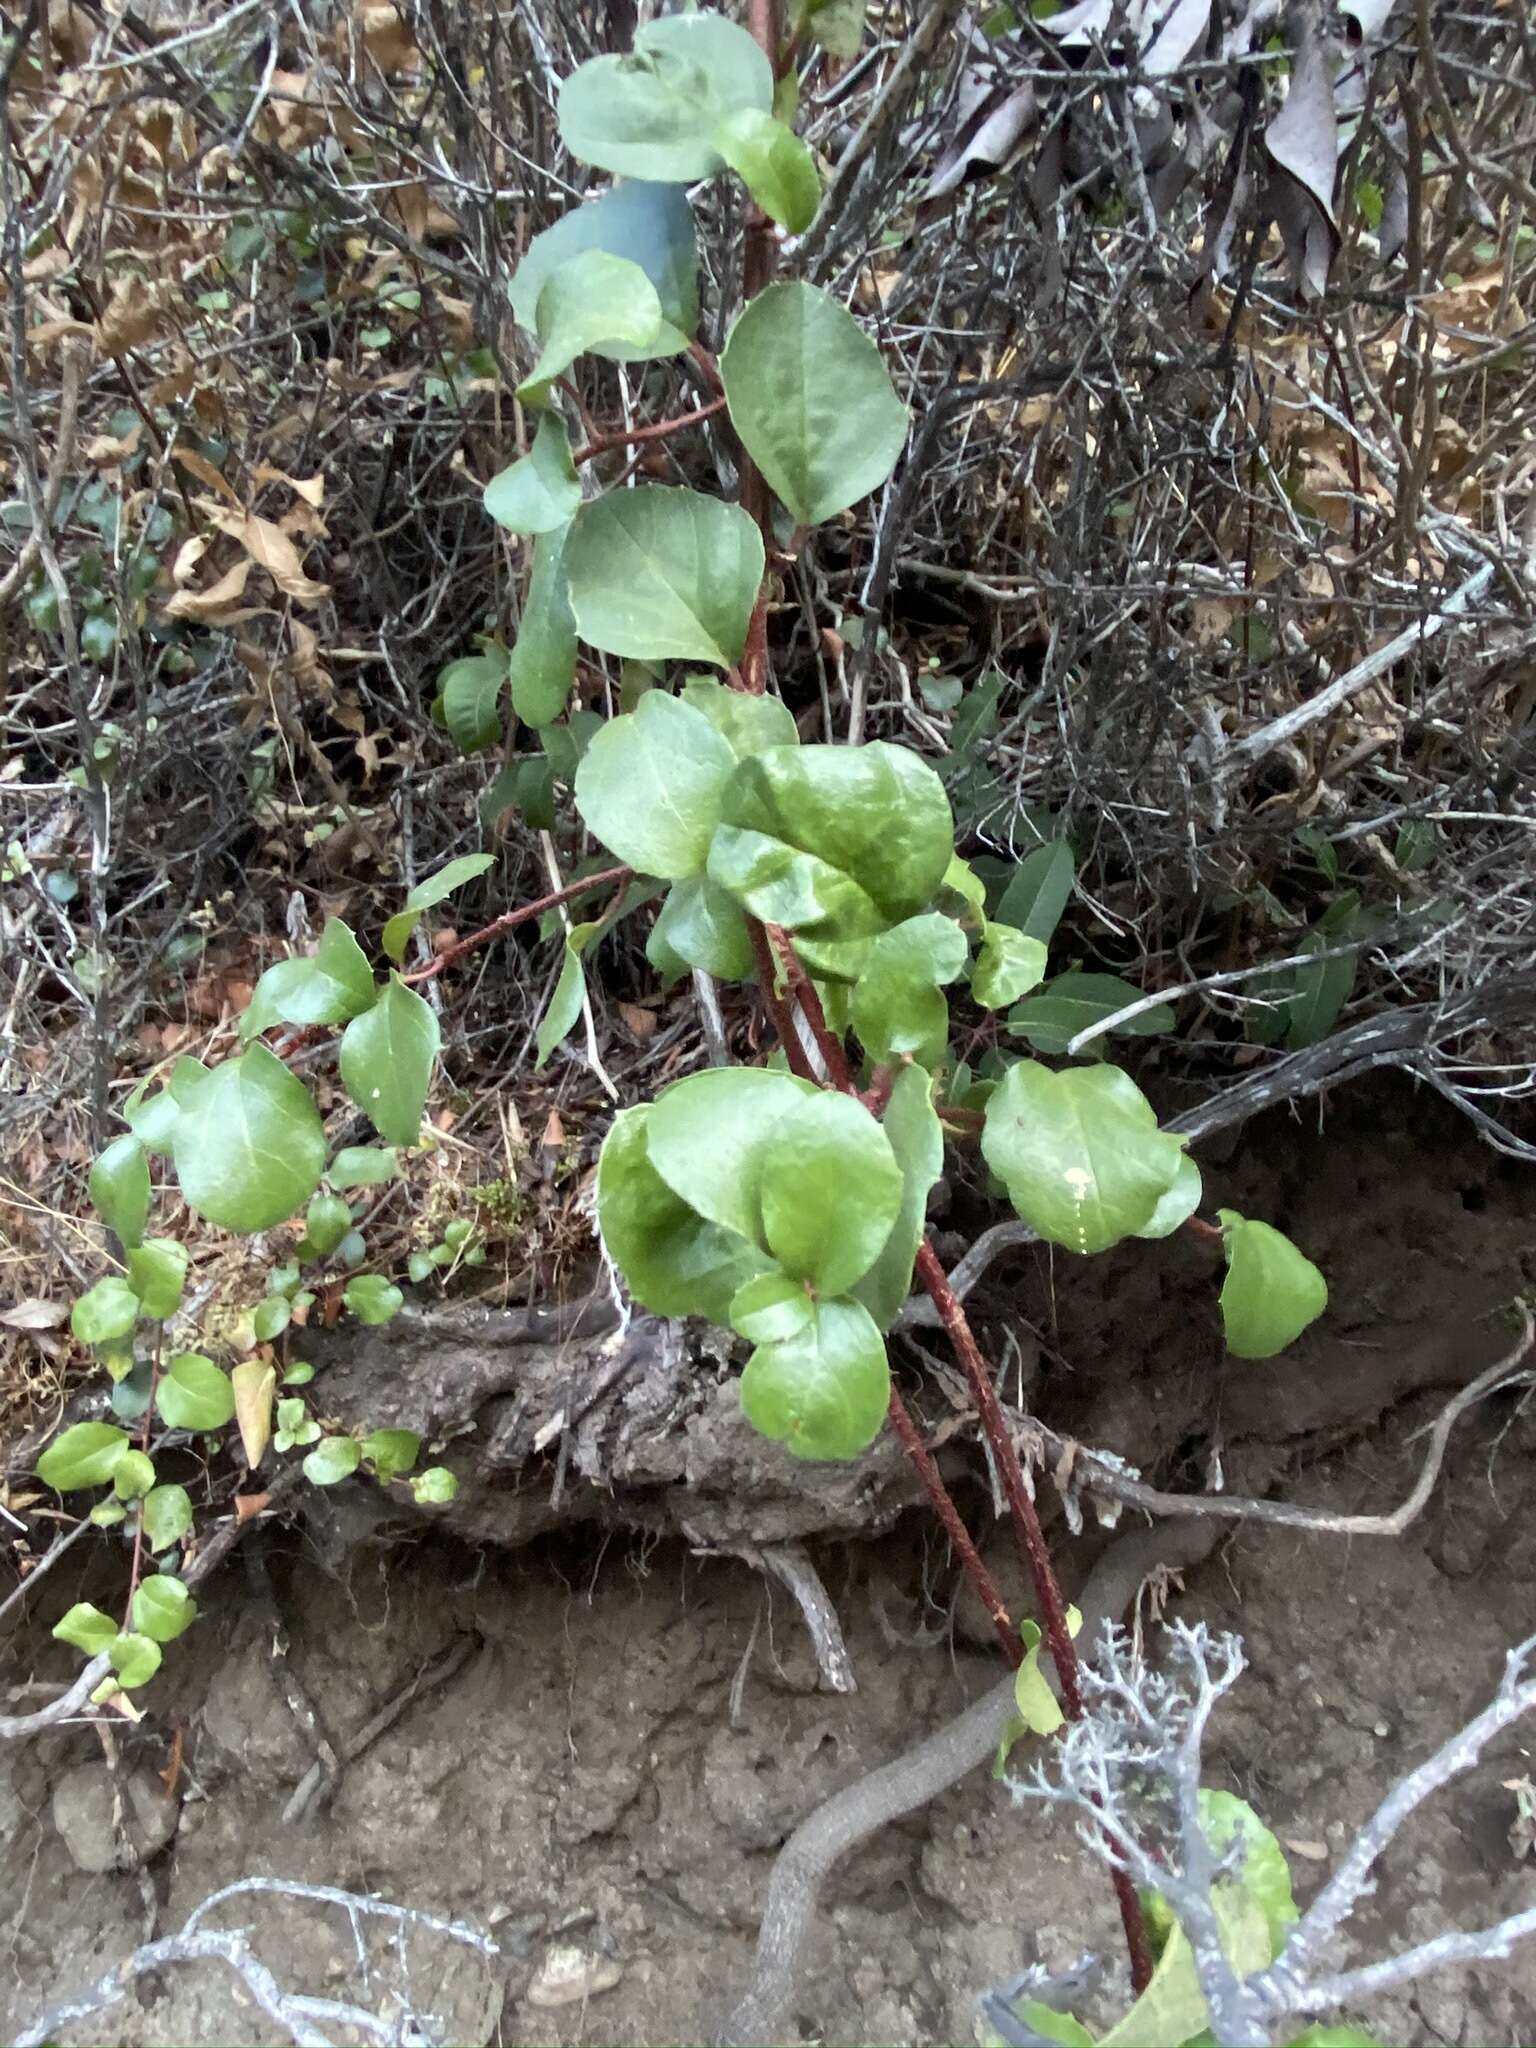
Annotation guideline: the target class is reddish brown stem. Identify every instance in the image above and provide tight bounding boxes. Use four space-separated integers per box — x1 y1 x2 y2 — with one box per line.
747 916 817 1081
572 396 727 466
767 924 853 1090
887 1386 1023 1667
1183 1214 1226 1244
401 865 632 984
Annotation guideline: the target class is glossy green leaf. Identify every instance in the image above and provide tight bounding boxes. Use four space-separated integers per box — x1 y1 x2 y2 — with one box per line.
252 1295 290 1342
339 973 439 1147
648 875 756 983
509 524 578 728
303 1436 362 1486
509 181 698 362
1009 970 1175 1057
89 1134 150 1248
709 741 954 945
1217 1211 1328 1358
729 1270 816 1345
483 413 581 535
107 1632 162 1690
440 651 508 754
981 1060 1189 1255
715 109 819 231
343 1274 403 1324
242 919 377 1039
124 1055 208 1154
1000 2002 1095 2048
557 12 772 182
851 912 967 1066
759 1092 903 1296
646 1065 815 1246
565 486 763 667
680 674 799 759
972 923 1048 1009
853 1064 944 1331
131 1575 198 1644
995 840 1075 945
720 282 908 526
142 1483 192 1552
300 1192 352 1260
596 1103 773 1321
155 1352 235 1432
362 1428 420 1480
173 1045 326 1231
39 1421 130 1491
71 1276 140 1348
1134 1151 1203 1240
125 1239 187 1320
518 250 667 401
412 1465 459 1504
328 1146 398 1189
54 1601 118 1655
575 689 739 878
383 853 495 965
111 1448 156 1499
1285 2030 1386 2047
740 1295 889 1461
535 920 597 1069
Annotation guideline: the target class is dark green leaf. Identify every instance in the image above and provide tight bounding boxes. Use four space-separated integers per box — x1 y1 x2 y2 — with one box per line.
853 1064 944 1330
242 919 377 1039
1217 1210 1327 1357
981 1060 1189 1255
89 1134 150 1248
1282 937 1355 1050
300 1192 353 1259
719 282 908 525
483 413 582 535
535 920 597 1068
441 651 508 754
509 181 699 361
328 1146 398 1189
740 1296 889 1461
645 1065 815 1245
574 690 738 877
509 524 579 729
173 1045 326 1231
714 110 819 232
155 1352 235 1432
557 13 772 182
995 839 1074 945
565 486 763 667
39 1422 131 1491
759 1092 903 1295
1009 970 1175 1056
339 973 440 1146
362 1428 420 1481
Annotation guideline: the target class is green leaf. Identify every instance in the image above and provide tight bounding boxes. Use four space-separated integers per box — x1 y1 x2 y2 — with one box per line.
999 2002 1096 2048
557 12 772 182
1286 2030 1386 2047
719 282 908 526
509 181 699 362
440 651 508 754
981 1060 1189 1255
303 1436 362 1486
1217 1211 1327 1358
383 852 495 965
125 1239 187 1320
155 1352 235 1432
54 1601 119 1655
574 689 739 878
124 1055 208 1153
709 741 954 948
483 413 581 535
518 250 668 402
362 1428 420 1481
1009 971 1175 1056
108 1632 162 1690
646 1065 815 1245
142 1483 192 1552
1197 1789 1298 1957
853 1064 944 1330
111 1447 156 1501
343 1274 403 1325
851 912 968 1066
1101 1887 1271 2048
565 486 763 667
328 1146 398 1189
89 1134 151 1248
173 1045 326 1232
131 1575 198 1644
71 1277 141 1348
535 920 597 1069
759 1092 903 1296
729 1271 816 1345
972 923 1048 1009
714 109 819 231
596 1103 774 1321
679 674 799 759
995 840 1075 945
1013 1607 1082 1735
1282 936 1355 1050
339 973 440 1147
740 1296 889 1461
1133 1151 1204 1240
508 523 578 729
412 1465 459 1504
242 919 377 1039
648 875 756 982
252 1295 291 1342
300 1192 352 1260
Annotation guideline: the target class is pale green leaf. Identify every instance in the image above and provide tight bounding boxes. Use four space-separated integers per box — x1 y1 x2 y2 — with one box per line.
412 1465 459 1504
852 1064 944 1330
124 1238 187 1320
1217 1211 1328 1357
714 109 819 232
1134 1151 1203 1240
792 0 867 60
53 1601 119 1655
303 1436 362 1485
851 912 968 1066
565 486 763 667
557 13 772 182
155 1352 235 1432
242 919 377 1039
518 250 667 401
142 1482 193 1551
89 1134 150 1248
112 1449 155 1501
339 973 440 1147
509 181 698 362
645 1065 816 1245
535 920 597 1068
719 281 908 525
972 923 1048 1009
71 1277 140 1348
483 412 581 534
108 1631 162 1689
574 690 738 878
131 1575 198 1644
343 1274 403 1324
362 1428 420 1481
729 1271 816 1345
740 1295 889 1461
172 1045 325 1232
328 1146 398 1188
679 674 799 759
440 651 508 754
759 1092 903 1295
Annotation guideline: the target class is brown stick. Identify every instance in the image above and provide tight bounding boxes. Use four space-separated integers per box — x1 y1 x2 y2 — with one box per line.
401 865 632 984
886 1386 1023 1666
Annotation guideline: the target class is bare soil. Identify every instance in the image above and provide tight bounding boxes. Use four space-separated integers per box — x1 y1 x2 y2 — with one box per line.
4 1076 1536 2047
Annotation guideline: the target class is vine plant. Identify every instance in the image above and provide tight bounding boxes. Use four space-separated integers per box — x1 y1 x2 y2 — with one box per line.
36 1 1327 1995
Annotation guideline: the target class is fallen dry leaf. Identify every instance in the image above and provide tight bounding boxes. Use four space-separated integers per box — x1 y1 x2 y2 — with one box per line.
213 509 330 606
162 557 254 621
0 1299 69 1330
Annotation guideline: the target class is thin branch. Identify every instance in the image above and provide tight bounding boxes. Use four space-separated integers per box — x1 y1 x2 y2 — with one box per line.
400 865 632 984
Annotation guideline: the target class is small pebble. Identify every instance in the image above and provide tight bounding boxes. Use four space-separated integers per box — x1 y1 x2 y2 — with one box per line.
526 1944 624 2009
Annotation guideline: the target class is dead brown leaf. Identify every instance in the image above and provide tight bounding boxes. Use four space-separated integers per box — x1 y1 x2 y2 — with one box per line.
212 509 330 606
162 557 254 621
